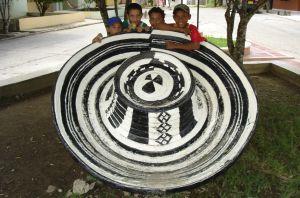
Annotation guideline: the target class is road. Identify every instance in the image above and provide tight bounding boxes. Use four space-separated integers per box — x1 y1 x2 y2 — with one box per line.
0 7 299 85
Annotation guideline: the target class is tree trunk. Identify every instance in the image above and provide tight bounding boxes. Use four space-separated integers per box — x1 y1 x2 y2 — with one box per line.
124 0 131 20
35 1 43 16
98 0 109 32
41 4 49 16
0 0 12 34
114 0 118 17
233 17 250 65
225 3 236 56
2 19 10 34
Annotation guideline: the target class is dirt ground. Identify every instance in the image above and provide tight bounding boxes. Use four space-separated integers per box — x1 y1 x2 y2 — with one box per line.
0 73 299 197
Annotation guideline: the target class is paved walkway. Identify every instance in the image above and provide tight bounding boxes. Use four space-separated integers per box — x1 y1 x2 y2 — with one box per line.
244 42 294 62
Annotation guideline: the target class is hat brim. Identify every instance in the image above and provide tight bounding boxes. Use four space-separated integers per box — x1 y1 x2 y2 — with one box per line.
53 30 258 192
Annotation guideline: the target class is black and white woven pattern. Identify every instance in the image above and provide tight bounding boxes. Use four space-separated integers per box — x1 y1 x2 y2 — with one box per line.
53 30 258 192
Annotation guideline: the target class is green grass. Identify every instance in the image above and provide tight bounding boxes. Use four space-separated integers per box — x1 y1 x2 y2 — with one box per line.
206 36 235 48
186 92 300 197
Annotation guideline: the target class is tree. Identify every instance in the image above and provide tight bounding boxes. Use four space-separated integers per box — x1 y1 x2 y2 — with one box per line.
0 0 12 34
114 0 118 17
98 0 109 32
124 0 131 20
34 0 63 16
225 0 267 66
83 0 94 10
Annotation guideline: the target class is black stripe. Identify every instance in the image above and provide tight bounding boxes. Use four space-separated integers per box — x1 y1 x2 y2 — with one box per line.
128 109 149 144
179 99 197 137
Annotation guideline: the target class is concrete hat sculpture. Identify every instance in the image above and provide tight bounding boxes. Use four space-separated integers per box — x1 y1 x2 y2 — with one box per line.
53 30 258 192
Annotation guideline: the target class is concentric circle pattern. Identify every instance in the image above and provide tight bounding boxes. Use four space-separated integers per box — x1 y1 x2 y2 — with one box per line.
53 30 258 192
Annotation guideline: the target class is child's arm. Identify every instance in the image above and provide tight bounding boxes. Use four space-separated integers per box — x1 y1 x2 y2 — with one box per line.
155 23 190 35
166 25 205 51
166 41 200 51
124 24 149 33
123 28 131 33
92 33 103 43
137 22 150 33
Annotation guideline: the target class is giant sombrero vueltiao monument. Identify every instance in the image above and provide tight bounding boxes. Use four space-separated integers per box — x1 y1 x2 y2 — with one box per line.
53 30 258 192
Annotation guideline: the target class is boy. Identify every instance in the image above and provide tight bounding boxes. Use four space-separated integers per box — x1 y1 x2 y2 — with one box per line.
148 7 190 35
148 7 165 30
123 3 149 33
92 17 122 43
165 4 206 51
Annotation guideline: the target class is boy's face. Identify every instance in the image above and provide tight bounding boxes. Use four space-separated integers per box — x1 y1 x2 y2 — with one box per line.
127 9 142 25
149 12 164 28
108 22 122 35
173 10 191 28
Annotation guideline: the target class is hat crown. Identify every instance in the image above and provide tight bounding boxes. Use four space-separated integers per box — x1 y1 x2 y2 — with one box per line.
101 52 202 150
174 4 190 14
115 52 194 111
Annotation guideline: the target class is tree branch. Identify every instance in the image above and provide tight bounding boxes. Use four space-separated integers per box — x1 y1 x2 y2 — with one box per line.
114 0 118 17
98 0 109 32
225 0 236 55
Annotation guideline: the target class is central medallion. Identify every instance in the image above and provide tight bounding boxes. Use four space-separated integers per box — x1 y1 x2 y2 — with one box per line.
115 51 194 110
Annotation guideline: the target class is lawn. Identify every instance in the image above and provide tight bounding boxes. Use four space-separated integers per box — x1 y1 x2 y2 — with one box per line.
206 36 235 48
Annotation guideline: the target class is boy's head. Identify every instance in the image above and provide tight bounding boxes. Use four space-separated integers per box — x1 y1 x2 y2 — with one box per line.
107 17 122 35
149 7 165 28
126 3 143 25
173 4 191 28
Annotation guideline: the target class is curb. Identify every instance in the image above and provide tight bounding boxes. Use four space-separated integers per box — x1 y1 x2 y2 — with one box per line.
0 19 102 41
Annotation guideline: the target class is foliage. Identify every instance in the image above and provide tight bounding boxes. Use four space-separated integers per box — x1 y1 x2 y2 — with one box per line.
34 0 63 16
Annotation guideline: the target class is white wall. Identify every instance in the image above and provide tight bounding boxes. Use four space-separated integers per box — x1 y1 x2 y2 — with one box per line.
10 0 28 19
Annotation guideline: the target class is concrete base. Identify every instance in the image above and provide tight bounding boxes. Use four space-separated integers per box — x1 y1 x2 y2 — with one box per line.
0 72 58 102
19 12 85 31
221 41 251 56
244 62 271 75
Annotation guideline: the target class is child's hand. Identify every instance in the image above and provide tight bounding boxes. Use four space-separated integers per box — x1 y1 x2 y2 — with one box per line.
124 28 131 33
166 41 176 50
136 26 143 33
144 26 150 32
92 34 103 43
130 23 137 30
181 27 190 35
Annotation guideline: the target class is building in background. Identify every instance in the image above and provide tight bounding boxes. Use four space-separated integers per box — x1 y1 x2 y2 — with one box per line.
273 0 300 11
